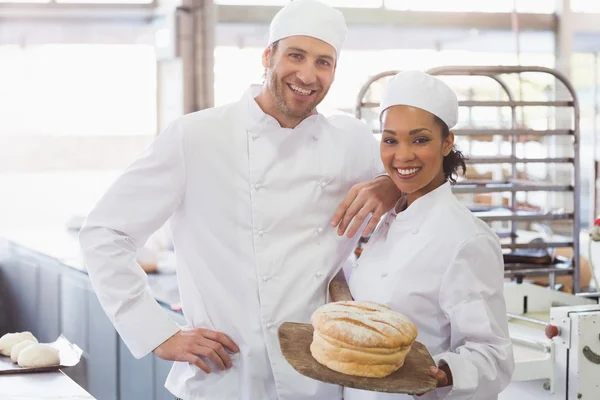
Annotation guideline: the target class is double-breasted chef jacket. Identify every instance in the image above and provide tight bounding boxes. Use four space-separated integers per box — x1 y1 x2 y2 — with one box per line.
79 85 385 400
346 182 515 400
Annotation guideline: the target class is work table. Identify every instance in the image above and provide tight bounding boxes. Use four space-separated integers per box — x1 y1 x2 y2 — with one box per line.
0 371 95 400
0 226 181 308
0 226 184 400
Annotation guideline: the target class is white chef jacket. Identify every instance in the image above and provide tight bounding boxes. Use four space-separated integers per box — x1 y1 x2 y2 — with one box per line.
79 85 384 400
346 182 514 400
136 222 177 273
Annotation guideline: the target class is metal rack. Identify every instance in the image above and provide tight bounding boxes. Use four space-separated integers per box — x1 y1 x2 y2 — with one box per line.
355 66 582 293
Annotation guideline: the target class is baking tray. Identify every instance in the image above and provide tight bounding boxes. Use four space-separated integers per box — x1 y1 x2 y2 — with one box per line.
0 335 83 375
503 248 553 265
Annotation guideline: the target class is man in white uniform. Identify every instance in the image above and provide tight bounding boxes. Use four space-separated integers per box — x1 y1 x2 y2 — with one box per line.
79 1 401 399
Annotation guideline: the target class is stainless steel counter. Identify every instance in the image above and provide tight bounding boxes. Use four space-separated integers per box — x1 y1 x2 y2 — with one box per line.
0 226 181 309
0 371 95 400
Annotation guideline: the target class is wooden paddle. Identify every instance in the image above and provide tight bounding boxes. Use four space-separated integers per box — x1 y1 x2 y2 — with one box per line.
278 322 438 395
329 269 354 302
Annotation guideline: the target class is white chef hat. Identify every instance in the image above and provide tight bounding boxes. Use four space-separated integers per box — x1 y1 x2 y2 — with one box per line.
268 0 347 59
380 71 459 129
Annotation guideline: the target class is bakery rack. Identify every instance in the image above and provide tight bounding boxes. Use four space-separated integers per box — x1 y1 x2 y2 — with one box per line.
355 66 582 294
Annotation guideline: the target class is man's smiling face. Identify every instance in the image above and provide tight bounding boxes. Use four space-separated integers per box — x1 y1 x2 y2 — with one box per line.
262 35 337 125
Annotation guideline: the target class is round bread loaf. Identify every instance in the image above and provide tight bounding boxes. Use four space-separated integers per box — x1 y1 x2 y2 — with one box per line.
310 301 418 378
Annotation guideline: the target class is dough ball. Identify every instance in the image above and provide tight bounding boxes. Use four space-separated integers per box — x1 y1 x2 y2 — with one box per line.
10 340 36 363
17 344 60 368
0 332 38 356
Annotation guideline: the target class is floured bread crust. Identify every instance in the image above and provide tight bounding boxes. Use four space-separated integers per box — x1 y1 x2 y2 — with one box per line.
310 301 418 377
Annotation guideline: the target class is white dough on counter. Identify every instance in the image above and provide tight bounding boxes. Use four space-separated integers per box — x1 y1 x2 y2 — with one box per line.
0 332 38 356
10 340 36 363
17 344 60 368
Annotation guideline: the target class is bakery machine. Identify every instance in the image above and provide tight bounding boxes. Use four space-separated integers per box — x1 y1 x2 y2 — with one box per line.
503 282 599 399
354 66 600 399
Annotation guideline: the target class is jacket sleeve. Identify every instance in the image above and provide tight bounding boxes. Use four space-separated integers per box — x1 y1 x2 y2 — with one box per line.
425 233 514 399
79 120 187 359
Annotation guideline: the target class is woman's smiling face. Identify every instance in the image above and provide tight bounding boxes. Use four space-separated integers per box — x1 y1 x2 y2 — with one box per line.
380 105 454 204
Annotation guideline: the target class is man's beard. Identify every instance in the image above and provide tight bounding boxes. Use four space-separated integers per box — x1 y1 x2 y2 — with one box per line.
267 70 325 120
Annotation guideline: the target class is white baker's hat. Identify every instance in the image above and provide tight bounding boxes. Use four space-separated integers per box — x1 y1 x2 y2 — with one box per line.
379 71 459 129
268 0 347 59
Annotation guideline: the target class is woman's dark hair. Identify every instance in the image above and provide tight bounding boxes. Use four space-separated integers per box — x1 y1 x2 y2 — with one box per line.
432 115 467 184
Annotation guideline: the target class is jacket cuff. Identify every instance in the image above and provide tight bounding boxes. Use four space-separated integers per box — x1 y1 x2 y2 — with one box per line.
114 290 182 359
433 352 478 399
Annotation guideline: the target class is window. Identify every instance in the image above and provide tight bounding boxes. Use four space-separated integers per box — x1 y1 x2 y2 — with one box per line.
0 0 152 2
214 46 264 106
215 0 382 6
0 44 156 136
0 0 49 3
318 0 383 7
572 0 600 12
55 0 153 4
0 43 157 230
214 0 289 5
571 52 600 225
384 0 555 13
213 0 553 11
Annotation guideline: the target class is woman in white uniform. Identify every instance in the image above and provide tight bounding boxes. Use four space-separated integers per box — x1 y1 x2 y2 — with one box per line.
344 71 514 400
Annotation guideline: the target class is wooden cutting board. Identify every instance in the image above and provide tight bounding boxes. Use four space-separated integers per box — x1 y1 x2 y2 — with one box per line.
278 322 438 395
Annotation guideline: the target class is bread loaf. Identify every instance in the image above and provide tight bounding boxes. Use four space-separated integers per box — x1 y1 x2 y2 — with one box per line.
310 301 417 378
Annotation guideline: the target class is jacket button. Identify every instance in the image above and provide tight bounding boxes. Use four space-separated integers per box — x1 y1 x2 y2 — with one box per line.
315 272 323 278
316 227 323 234
254 184 262 190
252 134 258 140
266 322 274 329
381 272 388 278
262 276 269 282
258 230 264 237
313 135 319 141
320 181 327 188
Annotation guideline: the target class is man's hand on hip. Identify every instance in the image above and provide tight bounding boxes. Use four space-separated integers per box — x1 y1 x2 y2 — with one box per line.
331 175 401 238
153 328 240 374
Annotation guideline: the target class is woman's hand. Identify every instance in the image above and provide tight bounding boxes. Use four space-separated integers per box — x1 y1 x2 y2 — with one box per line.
429 365 451 387
417 365 452 396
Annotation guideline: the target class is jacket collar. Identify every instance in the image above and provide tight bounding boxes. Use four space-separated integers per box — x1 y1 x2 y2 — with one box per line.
391 181 453 228
243 85 324 133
